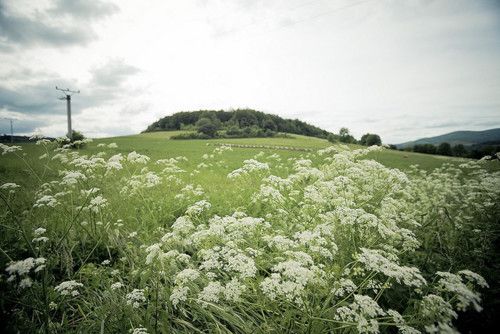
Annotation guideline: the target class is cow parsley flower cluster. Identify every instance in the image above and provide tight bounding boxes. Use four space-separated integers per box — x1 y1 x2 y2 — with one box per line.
54 280 84 296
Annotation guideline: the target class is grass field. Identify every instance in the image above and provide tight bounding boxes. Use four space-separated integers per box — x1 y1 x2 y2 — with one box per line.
1 132 499 333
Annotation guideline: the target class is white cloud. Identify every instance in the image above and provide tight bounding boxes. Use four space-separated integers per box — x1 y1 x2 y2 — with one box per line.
0 0 499 143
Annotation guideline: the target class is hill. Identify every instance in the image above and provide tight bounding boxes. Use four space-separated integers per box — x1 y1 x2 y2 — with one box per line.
396 128 500 148
144 109 332 139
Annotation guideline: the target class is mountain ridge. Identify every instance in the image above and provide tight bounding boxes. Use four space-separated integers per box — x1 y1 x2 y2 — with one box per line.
396 128 500 148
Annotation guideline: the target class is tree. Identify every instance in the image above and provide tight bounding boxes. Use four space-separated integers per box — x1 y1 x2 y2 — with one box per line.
452 144 467 157
196 118 218 137
360 133 382 146
327 133 338 143
437 142 452 156
230 110 258 128
262 118 277 132
413 144 436 154
339 127 356 143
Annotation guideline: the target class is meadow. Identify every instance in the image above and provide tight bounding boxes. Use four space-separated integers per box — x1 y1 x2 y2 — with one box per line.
0 132 499 333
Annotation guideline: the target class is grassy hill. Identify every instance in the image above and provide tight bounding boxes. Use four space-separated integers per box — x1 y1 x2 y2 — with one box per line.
144 109 333 140
396 128 500 148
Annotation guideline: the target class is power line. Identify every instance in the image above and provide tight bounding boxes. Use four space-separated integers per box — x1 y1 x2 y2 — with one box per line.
214 0 326 37
214 0 375 38
272 0 375 30
56 86 80 141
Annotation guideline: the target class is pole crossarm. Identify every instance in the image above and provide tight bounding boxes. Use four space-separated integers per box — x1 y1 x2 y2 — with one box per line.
55 86 80 96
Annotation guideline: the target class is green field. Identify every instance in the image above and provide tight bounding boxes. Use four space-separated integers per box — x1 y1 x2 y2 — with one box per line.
1 132 499 333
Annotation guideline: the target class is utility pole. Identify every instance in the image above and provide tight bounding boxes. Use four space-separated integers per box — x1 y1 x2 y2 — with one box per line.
56 86 79 141
1 118 15 143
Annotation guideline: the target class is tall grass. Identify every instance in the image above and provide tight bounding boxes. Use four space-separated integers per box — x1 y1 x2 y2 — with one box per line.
0 140 499 333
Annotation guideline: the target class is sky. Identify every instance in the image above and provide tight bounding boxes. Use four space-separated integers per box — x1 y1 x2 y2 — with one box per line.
0 0 499 144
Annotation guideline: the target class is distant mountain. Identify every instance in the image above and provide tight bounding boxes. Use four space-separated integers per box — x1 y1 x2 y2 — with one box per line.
396 128 500 149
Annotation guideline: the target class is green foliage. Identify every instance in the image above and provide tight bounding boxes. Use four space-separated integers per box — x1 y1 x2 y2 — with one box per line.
327 133 338 143
171 132 211 140
338 127 356 143
196 117 219 137
406 142 500 160
360 133 382 146
56 130 88 149
413 143 437 154
71 130 85 142
145 109 331 139
452 144 467 157
437 142 452 156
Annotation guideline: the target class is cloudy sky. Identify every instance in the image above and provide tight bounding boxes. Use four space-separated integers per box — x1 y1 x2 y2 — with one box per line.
1 0 499 143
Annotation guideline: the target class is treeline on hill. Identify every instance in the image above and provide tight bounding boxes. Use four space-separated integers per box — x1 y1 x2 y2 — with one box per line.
396 142 500 159
145 109 331 139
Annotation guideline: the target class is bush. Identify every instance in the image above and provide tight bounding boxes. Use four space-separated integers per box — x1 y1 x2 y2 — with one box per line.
56 130 88 149
196 118 218 138
171 132 211 140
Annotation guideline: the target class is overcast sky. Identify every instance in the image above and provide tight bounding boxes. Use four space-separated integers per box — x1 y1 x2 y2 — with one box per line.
1 0 499 143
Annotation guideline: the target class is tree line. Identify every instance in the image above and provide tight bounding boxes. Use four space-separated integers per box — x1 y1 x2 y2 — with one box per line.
396 142 500 159
145 109 331 139
327 127 382 147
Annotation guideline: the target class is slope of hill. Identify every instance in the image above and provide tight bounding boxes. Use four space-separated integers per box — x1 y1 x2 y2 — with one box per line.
144 109 332 139
396 128 500 148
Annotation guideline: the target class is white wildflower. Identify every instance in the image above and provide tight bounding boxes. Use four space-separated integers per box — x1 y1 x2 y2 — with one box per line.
126 289 146 308
55 280 84 296
111 282 123 290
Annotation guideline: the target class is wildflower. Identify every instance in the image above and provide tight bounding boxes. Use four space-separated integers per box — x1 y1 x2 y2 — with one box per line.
127 151 150 164
227 159 269 178
334 295 386 333
126 289 146 308
170 286 189 307
458 270 489 288
357 248 426 287
130 327 148 334
111 282 123 290
185 200 211 216
19 277 33 289
86 195 108 213
34 195 58 208
0 143 22 155
1 182 20 190
32 228 47 241
145 243 164 264
60 171 87 185
34 227 46 237
198 281 223 305
6 257 46 279
223 278 246 302
436 271 483 312
332 278 357 297
174 269 200 285
54 280 84 296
